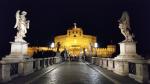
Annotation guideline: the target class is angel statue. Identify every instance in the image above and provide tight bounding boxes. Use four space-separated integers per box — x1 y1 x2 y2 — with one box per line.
56 42 61 52
118 11 134 42
14 10 30 42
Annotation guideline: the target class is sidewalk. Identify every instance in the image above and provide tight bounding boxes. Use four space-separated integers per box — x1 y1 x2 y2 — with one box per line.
86 62 140 84
1 63 63 84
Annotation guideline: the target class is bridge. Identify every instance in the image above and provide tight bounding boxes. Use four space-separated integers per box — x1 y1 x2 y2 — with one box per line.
0 10 149 84
1 57 149 84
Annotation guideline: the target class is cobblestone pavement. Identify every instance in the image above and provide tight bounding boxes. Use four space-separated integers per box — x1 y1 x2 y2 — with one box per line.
31 62 113 84
3 62 140 84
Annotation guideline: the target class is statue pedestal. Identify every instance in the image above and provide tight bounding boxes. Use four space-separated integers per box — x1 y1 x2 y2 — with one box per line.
114 41 143 76
2 42 30 61
56 52 61 57
54 52 62 63
114 42 143 60
1 42 34 80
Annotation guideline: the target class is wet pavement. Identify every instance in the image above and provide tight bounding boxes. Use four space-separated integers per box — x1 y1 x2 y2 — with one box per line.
31 62 113 84
3 62 139 84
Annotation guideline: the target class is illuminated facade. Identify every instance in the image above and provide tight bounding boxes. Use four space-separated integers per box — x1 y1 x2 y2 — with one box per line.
54 23 96 56
28 23 116 57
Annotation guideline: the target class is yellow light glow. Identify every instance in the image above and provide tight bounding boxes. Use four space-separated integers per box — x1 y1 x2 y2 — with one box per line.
28 24 116 58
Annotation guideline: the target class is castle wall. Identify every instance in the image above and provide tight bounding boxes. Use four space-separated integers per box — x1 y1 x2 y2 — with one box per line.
27 25 116 57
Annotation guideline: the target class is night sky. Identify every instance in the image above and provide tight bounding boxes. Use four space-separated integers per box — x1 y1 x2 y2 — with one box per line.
0 0 150 57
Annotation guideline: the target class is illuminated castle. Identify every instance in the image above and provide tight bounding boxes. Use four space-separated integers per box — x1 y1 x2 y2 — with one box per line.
54 23 96 56
28 23 116 57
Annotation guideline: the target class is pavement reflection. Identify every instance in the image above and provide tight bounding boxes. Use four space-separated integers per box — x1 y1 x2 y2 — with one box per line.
31 62 113 84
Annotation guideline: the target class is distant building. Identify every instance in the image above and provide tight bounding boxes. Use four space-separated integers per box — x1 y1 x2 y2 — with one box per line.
28 23 116 57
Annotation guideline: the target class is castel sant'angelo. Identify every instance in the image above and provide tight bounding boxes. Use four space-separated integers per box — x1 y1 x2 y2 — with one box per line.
28 23 116 57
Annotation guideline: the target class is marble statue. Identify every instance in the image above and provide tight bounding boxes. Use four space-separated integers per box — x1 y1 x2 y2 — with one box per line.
14 10 30 42
114 11 143 60
118 11 134 42
56 42 61 52
73 23 77 28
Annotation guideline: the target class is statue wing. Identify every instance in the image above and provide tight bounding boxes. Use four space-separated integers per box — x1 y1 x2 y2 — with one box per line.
126 16 131 30
124 11 131 30
27 20 30 29
14 10 20 28
119 11 131 30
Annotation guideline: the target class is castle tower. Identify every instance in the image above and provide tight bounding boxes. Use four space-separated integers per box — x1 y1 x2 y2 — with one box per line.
54 23 96 56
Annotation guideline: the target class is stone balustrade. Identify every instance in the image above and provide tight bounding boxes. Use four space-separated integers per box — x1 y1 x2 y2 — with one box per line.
0 57 62 83
90 57 150 83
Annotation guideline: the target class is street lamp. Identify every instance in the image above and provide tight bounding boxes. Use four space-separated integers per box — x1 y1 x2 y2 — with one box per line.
85 48 87 52
94 42 98 57
51 42 55 48
94 42 98 48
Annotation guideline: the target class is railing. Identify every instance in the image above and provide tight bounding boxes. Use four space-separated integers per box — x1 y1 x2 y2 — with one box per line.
0 57 62 83
148 64 150 80
89 57 150 83
113 61 115 68
45 59 48 67
10 63 18 76
40 60 44 68
128 62 136 75
49 58 52 65
0 64 2 80
51 58 54 64
33 60 36 70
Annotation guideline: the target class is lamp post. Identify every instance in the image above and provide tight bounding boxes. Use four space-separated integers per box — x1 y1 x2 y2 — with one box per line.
50 42 55 51
83 48 87 61
94 42 98 57
51 42 55 48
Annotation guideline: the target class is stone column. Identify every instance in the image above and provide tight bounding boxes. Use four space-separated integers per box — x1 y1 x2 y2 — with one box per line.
1 62 11 82
18 59 34 76
24 60 34 75
99 58 103 67
107 58 114 70
47 58 51 66
36 59 41 70
102 58 108 68
49 58 52 65
95 57 100 65
33 59 37 71
41 59 45 68
43 58 46 68
132 60 149 83
54 57 62 64
113 60 129 76
91 57 98 64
